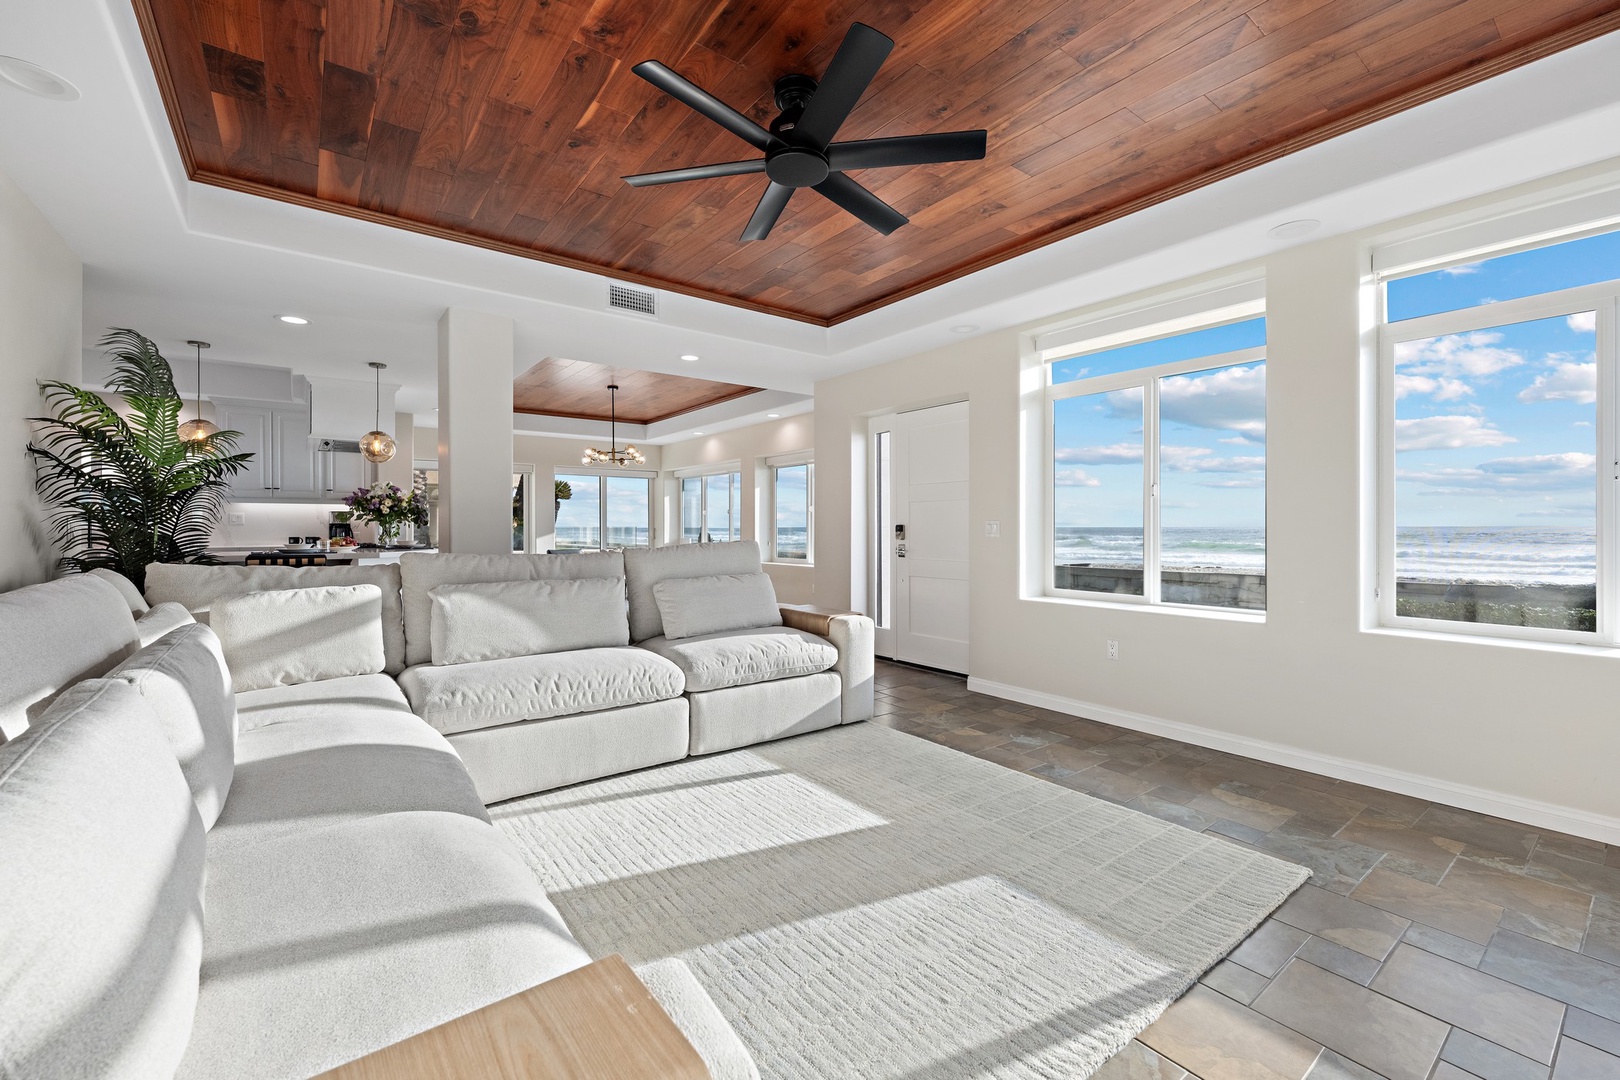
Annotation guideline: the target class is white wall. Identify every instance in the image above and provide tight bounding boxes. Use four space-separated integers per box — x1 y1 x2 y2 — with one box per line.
812 189 1620 839
0 166 81 590
659 415 816 604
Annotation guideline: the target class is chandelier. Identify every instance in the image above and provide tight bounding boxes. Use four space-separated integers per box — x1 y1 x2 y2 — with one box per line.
176 340 220 443
582 384 645 467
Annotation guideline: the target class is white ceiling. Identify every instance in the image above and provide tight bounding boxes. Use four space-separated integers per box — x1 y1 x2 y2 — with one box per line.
2 1 1619 441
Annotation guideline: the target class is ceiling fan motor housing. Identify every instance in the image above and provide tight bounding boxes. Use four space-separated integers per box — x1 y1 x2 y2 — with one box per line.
766 75 830 188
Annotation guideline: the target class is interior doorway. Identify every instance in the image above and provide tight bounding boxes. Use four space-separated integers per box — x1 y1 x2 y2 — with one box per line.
870 401 970 673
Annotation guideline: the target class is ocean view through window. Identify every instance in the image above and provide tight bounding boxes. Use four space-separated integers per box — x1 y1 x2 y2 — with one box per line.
1380 226 1617 637
1048 310 1267 611
680 470 741 543
553 473 652 550
772 461 813 562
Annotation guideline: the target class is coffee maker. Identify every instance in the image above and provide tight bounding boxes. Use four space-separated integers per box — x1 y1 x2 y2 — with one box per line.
328 511 355 543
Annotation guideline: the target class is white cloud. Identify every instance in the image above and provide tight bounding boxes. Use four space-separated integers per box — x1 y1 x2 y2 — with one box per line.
1104 366 1266 440
1441 262 1482 276
1197 478 1266 489
1055 443 1141 465
1053 467 1102 487
1160 445 1266 473
1394 415 1516 451
1568 311 1597 333
1395 331 1524 378
1399 452 1596 495
1518 360 1596 404
1394 374 1474 401
1478 452 1597 476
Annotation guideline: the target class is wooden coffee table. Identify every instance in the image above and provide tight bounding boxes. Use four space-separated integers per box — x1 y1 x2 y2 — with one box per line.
315 955 710 1079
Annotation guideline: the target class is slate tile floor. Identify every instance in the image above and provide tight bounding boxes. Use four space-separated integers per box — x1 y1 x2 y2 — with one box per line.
869 660 1620 1080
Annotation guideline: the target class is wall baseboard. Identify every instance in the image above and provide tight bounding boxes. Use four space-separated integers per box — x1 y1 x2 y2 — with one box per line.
966 676 1620 847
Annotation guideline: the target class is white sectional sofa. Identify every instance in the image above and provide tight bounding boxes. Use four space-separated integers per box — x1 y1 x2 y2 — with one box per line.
1 542 873 1078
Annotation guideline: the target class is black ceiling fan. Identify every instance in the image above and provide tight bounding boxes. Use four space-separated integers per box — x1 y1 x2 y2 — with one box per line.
623 23 988 242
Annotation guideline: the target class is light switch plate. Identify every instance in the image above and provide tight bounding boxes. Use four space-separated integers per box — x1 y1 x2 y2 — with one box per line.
228 512 246 526
984 520 1000 537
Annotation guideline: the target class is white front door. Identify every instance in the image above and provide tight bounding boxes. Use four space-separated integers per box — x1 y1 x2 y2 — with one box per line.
874 401 970 673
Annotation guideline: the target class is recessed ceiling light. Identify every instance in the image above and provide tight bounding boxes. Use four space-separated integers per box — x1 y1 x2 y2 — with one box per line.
1269 219 1320 240
680 354 699 361
766 413 781 418
0 57 80 101
692 431 704 436
277 314 309 325
950 324 978 334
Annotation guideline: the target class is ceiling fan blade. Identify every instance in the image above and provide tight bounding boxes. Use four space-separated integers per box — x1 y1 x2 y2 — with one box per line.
631 61 780 152
813 173 907 235
741 182 794 242
827 131 988 171
623 159 767 187
794 23 894 149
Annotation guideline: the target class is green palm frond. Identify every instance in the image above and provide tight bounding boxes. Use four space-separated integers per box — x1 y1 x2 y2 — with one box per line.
27 329 254 590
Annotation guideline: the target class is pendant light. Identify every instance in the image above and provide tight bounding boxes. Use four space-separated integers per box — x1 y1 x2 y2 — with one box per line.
582 384 645 467
176 340 220 443
359 361 396 464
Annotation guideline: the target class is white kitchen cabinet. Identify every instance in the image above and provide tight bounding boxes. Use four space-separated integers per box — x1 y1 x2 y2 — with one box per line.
318 442 367 499
216 399 323 501
218 403 273 497
273 410 318 498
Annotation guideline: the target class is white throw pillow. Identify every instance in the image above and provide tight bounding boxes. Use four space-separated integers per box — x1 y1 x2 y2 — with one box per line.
109 622 236 830
653 572 782 640
429 577 630 665
211 584 387 692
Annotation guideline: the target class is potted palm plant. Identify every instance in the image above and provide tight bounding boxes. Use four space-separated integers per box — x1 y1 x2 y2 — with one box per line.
28 329 253 590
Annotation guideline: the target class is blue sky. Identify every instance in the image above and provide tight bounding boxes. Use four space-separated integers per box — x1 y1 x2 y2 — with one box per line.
1389 229 1617 529
1052 317 1266 530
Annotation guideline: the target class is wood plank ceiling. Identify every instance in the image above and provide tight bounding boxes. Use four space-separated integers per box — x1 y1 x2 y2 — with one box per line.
134 0 1620 326
512 357 760 423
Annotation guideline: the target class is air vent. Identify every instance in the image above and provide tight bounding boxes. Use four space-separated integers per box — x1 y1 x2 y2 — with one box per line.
607 283 658 317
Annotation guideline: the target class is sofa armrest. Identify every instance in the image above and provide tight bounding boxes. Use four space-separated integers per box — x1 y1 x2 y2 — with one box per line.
779 605 875 724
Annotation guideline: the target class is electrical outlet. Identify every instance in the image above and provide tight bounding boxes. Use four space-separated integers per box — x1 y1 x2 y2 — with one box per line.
1106 639 1119 661
984 520 1000 538
227 512 245 526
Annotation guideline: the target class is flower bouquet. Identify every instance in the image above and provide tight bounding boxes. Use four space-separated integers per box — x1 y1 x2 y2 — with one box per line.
344 481 429 548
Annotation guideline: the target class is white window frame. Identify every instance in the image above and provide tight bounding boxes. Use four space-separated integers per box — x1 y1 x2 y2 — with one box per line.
1043 322 1267 613
765 452 814 564
674 463 742 544
551 468 657 551
1375 273 1620 646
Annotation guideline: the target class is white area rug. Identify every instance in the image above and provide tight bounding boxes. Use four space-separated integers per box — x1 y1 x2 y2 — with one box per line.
492 723 1308 1079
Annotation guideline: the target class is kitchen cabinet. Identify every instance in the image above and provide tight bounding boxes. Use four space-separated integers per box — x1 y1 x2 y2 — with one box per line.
318 441 367 499
216 399 324 501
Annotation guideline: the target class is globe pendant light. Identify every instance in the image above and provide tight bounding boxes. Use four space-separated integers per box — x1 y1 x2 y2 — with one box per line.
359 361 396 464
176 340 220 443
582 384 645 467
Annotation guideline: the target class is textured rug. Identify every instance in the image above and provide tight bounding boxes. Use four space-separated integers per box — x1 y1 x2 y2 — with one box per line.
492 723 1308 1079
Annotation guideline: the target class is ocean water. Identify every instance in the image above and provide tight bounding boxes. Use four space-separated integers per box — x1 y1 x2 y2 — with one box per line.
1054 525 1598 584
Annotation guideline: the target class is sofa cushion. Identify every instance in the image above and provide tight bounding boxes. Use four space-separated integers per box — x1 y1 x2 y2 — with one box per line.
654 571 781 640
400 550 626 667
399 647 685 735
0 679 206 1080
177 811 590 1080
143 562 407 674
89 567 150 614
623 541 764 643
639 626 838 693
211 584 387 692
109 622 237 830
211 681 488 851
136 601 196 646
0 574 138 741
430 576 629 665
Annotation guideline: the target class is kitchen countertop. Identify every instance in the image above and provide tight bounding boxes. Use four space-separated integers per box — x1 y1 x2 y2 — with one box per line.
207 546 437 565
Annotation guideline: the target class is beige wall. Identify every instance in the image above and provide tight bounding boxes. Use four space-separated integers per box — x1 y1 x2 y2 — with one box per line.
0 167 82 590
812 230 1620 839
659 415 816 604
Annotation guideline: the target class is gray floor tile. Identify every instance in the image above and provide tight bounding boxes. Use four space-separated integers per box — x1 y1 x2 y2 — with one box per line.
1273 884 1410 960
1252 827 1387 895
1125 792 1216 832
1252 959 1448 1080
1370 943 1565 1063
1337 814 1465 885
1297 936 1382 985
1186 786 1295 832
1440 1028 1552 1080
1551 1037 1620 1080
1260 783 1367 831
1442 859 1591 939
1404 922 1488 967
1535 834 1611 867
1206 818 1271 846
1091 1039 1189 1080
1528 851 1620 903
1564 1008 1620 1056
1480 931 1620 1024
1351 866 1505 944
1304 1049 1383 1080
1140 984 1323 1080
1200 958 1272 1006
1415 807 1540 861
1582 916 1620 968
1228 919 1311 978
1501 908 1588 952
1434 1064 1489 1080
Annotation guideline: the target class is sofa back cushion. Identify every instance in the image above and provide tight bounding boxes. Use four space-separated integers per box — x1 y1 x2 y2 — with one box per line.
109 622 237 829
0 574 139 742
429 577 630 665
399 551 625 667
0 679 206 1080
211 585 387 692
89 568 150 614
136 601 197 647
143 562 407 674
623 541 765 643
654 572 782 640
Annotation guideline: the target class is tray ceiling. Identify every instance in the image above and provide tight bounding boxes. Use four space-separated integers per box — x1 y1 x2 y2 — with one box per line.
132 0 1620 326
513 357 760 424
